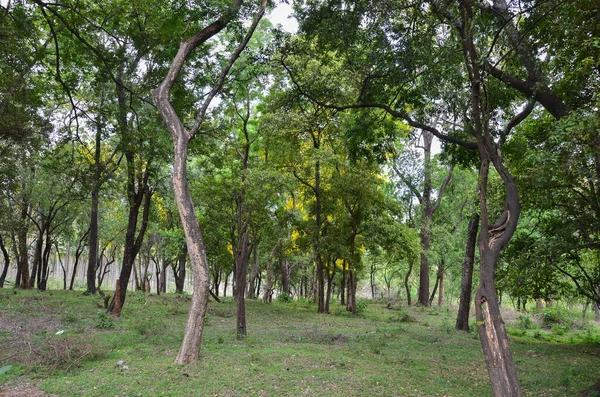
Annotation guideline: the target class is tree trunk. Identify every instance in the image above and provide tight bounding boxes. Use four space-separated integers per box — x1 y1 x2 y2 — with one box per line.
456 214 479 332
429 264 440 306
86 124 102 294
418 131 434 307
312 157 325 313
169 136 210 364
405 257 414 305
30 227 43 288
340 265 346 305
17 203 30 289
234 231 251 339
458 2 523 392
0 235 10 288
281 257 291 294
437 261 444 307
107 152 152 314
151 0 266 364
247 248 259 299
160 259 169 293
346 270 357 315
174 246 187 294
325 270 334 313
38 227 52 291
370 262 376 299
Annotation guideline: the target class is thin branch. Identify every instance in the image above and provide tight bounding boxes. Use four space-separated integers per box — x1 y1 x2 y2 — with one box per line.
189 0 268 138
432 164 454 213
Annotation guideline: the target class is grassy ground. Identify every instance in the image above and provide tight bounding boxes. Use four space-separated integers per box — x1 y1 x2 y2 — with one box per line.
0 289 599 396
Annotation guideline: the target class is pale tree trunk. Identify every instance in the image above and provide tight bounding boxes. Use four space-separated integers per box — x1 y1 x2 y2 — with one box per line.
456 214 479 331
152 0 266 363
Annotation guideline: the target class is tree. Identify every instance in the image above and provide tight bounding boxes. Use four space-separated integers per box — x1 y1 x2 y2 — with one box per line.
153 0 267 364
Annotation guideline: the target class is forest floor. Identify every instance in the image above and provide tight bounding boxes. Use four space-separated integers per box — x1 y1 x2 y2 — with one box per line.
0 289 599 397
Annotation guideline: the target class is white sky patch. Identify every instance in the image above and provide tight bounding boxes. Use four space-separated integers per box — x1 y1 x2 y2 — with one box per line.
268 2 298 33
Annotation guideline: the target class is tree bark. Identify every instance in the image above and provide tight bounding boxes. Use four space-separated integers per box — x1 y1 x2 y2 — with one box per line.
459 2 522 393
17 201 30 289
456 214 479 332
0 235 10 288
86 122 102 294
247 247 259 299
281 257 291 294
152 0 266 363
70 228 89 290
404 257 414 305
107 153 152 314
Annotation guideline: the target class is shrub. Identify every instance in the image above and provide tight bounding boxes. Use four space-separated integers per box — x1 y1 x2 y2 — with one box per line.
356 299 369 314
277 292 293 303
517 314 536 330
96 312 114 329
541 307 571 329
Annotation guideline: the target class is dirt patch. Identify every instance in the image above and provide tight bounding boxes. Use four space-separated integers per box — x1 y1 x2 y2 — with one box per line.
0 385 57 397
282 331 349 345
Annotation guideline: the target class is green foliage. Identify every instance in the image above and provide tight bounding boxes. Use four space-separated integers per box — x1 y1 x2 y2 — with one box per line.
516 314 536 330
541 307 571 329
276 291 293 303
96 312 115 329
355 298 369 314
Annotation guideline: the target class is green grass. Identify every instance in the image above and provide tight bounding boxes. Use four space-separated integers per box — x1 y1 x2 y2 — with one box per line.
1 290 599 396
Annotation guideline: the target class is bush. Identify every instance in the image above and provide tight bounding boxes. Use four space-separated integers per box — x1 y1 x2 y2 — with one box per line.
541 307 571 329
277 292 293 303
96 312 114 329
517 314 536 330
356 299 369 314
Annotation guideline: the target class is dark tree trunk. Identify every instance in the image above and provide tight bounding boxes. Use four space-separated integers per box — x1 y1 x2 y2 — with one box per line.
38 228 52 291
17 202 30 289
107 150 152 314
325 270 334 313
404 257 414 305
429 263 440 307
370 262 376 299
159 259 169 294
346 270 357 315
174 246 187 294
30 226 43 288
247 248 259 299
0 235 10 288
340 265 346 305
456 214 479 332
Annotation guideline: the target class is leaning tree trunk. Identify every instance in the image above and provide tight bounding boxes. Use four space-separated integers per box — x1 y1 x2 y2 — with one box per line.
456 214 479 331
169 136 211 364
152 0 266 364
